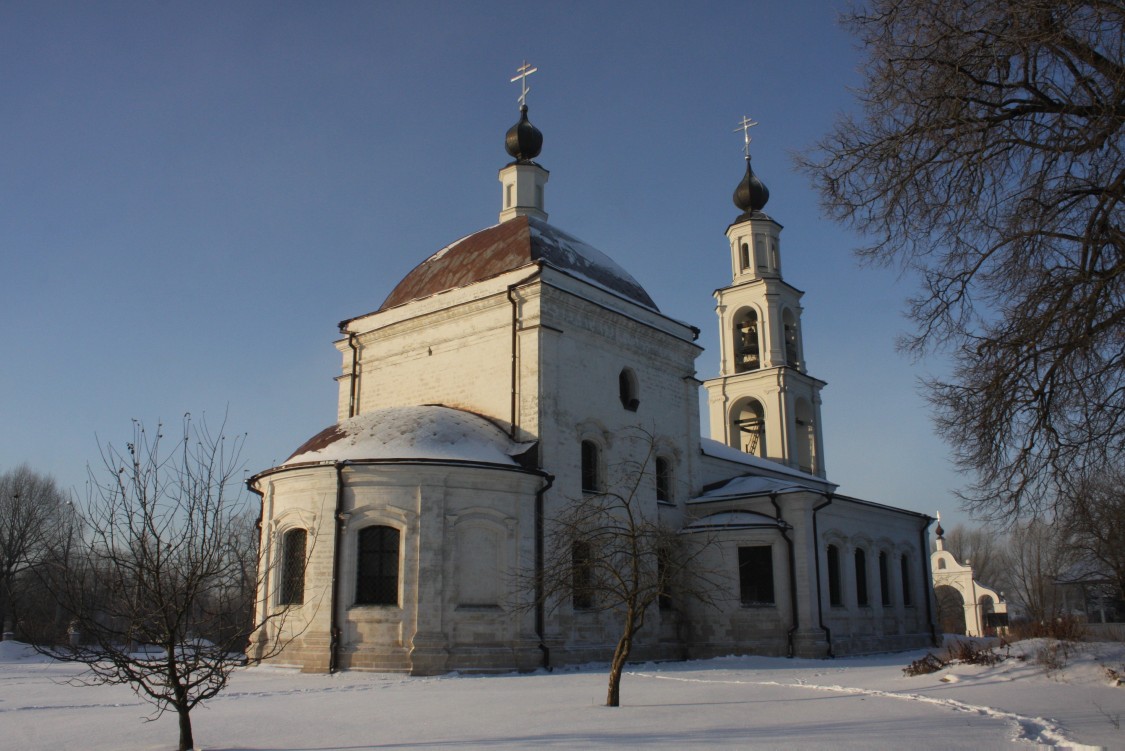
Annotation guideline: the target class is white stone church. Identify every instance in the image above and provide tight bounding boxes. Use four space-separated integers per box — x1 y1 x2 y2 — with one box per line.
248 95 937 674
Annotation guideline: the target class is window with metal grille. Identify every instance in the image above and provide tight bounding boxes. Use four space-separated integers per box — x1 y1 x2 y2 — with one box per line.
655 457 672 502
280 528 306 606
355 525 400 606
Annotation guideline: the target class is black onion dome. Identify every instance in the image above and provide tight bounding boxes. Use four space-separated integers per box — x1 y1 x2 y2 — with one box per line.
733 158 770 218
505 105 543 163
935 520 945 539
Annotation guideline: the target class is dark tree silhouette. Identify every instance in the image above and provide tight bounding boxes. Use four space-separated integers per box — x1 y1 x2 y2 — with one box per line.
0 465 69 638
801 0 1124 519
533 430 718 707
37 415 297 751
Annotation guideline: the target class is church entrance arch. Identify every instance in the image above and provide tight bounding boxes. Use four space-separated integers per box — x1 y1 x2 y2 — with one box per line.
936 585 966 635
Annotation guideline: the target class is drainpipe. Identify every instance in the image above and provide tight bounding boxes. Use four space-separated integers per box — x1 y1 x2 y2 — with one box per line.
346 333 359 418
245 478 267 662
769 493 798 658
535 473 555 670
812 493 835 658
329 461 348 673
506 271 541 440
920 519 938 647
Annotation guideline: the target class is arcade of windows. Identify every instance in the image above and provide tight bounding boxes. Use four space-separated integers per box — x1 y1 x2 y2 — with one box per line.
732 308 802 374
825 544 914 609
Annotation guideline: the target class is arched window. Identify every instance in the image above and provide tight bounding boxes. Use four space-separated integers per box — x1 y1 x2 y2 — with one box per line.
795 398 816 474
355 525 400 606
581 440 601 494
937 558 947 570
733 310 761 373
827 544 842 607
782 309 800 369
855 548 869 606
900 555 913 606
879 551 891 607
572 540 594 610
279 528 307 606
655 456 672 502
619 368 639 411
731 399 765 456
740 242 750 272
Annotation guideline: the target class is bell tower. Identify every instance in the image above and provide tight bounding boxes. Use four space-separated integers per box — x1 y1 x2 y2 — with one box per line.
703 117 827 477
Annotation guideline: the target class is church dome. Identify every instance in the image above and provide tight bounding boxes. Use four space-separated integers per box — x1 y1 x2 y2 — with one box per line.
283 405 536 467
733 158 771 222
505 104 543 163
377 215 658 312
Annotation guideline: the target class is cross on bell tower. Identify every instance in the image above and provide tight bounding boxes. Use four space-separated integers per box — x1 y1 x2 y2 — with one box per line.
702 117 827 477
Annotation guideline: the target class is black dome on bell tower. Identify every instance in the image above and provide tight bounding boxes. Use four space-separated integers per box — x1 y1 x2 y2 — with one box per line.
505 105 543 164
733 157 770 221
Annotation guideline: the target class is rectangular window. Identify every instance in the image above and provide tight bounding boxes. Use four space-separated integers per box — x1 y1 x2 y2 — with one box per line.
738 546 775 605
657 547 673 611
356 525 400 606
879 551 891 607
901 555 913 606
572 541 593 610
581 441 600 494
827 545 842 607
655 457 671 502
280 529 307 606
855 549 869 606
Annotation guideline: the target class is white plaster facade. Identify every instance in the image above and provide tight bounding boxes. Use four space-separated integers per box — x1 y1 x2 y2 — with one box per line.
249 108 937 674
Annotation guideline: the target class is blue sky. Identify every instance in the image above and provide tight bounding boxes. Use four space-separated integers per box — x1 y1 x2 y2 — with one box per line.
1 1 971 524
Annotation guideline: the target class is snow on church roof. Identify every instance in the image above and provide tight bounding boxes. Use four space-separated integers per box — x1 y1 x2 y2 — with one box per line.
282 405 535 467
376 215 658 313
683 510 788 532
694 475 818 501
699 438 838 490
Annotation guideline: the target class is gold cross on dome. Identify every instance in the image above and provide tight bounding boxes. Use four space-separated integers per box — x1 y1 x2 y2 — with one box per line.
734 115 759 157
511 60 538 107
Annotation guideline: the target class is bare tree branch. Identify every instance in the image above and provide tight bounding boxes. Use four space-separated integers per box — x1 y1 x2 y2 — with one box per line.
799 0 1125 519
35 414 299 751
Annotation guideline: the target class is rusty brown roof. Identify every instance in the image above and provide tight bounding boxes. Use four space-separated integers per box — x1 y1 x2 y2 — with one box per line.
377 216 657 312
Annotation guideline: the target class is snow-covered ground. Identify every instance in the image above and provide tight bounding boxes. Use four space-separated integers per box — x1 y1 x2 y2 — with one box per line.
1 638 1123 750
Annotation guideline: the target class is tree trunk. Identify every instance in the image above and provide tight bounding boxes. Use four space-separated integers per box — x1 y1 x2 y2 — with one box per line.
177 704 194 751
606 609 636 707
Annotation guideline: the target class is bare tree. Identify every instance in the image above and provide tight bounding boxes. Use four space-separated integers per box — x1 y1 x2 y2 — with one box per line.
1002 518 1080 622
800 0 1125 519
37 415 294 751
1066 469 1125 602
533 431 717 707
0 465 69 637
938 523 1008 593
